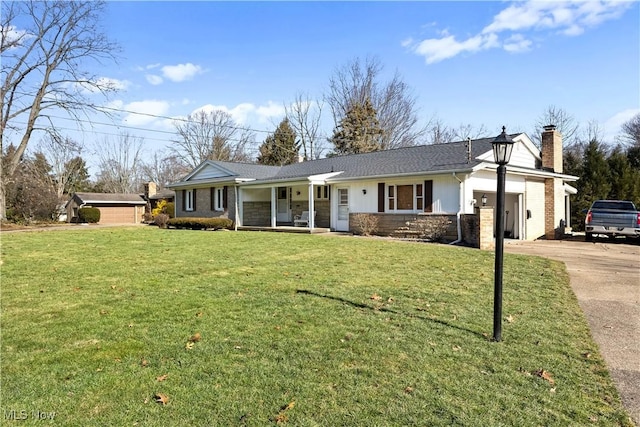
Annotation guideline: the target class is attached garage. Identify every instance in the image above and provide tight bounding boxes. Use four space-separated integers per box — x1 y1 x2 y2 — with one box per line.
66 193 147 224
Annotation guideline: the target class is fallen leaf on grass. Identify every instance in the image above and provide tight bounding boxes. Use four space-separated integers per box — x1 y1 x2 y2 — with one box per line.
154 393 169 405
185 342 195 350
140 358 148 367
506 314 514 323
370 293 382 301
404 386 414 394
156 374 168 382
452 345 461 351
272 401 295 424
582 352 592 359
195 311 204 317
535 369 555 385
189 332 201 342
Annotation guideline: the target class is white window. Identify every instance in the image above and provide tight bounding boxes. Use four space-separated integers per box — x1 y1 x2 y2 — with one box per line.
316 185 330 200
387 183 424 212
185 189 194 211
214 187 224 211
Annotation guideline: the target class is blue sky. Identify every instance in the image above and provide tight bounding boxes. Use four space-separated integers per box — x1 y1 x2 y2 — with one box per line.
26 1 640 159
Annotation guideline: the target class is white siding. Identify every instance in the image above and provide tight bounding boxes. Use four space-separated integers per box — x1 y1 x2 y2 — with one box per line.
525 179 545 240
508 139 538 169
190 164 234 180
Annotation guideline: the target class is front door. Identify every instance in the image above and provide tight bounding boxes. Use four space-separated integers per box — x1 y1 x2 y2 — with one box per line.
276 187 290 223
336 188 349 231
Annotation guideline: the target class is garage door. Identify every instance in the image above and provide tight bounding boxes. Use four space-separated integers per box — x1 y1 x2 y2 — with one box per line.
98 207 136 224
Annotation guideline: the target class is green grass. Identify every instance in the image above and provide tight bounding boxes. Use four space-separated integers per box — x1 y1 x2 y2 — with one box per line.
0 227 632 426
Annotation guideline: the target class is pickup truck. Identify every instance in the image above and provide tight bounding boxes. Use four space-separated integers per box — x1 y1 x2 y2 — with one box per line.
584 200 640 241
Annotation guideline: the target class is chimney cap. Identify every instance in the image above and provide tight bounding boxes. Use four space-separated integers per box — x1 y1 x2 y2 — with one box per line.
543 124 556 131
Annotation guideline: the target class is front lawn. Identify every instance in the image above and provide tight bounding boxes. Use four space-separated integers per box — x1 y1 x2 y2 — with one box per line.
0 228 632 426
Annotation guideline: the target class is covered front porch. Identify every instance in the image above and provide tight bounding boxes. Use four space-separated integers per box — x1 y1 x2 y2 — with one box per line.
236 172 342 232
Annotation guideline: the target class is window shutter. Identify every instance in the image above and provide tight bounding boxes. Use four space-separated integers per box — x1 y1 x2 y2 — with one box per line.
182 189 186 211
223 186 228 209
424 180 433 213
377 183 385 212
210 187 215 211
193 189 197 211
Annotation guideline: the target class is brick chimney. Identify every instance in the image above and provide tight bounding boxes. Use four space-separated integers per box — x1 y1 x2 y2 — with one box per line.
541 125 562 173
144 182 157 199
541 125 564 239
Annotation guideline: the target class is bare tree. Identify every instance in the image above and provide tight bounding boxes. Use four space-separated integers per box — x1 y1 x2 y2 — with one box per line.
425 118 456 145
453 123 489 141
141 151 191 189
284 92 325 160
171 110 254 168
532 105 580 148
94 133 144 194
617 113 640 147
37 134 84 199
325 56 426 150
0 0 120 219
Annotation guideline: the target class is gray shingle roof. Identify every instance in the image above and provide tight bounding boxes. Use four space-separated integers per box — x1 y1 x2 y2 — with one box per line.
179 134 519 185
73 192 147 204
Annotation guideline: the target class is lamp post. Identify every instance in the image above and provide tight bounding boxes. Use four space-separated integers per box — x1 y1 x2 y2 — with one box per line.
491 126 514 342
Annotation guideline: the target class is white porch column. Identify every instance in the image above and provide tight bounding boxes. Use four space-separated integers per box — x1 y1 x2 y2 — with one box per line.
308 183 315 230
271 187 277 228
235 185 241 229
565 195 571 229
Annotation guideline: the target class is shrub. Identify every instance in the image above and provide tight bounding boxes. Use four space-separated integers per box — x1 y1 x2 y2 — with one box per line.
352 213 379 236
166 217 233 230
152 200 175 218
78 207 101 223
164 202 175 218
154 213 169 229
407 216 451 242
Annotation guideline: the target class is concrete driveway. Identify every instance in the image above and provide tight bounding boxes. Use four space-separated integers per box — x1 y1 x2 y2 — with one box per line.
505 237 640 425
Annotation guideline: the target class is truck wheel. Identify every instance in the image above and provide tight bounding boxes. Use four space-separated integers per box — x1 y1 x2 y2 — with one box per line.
585 233 593 242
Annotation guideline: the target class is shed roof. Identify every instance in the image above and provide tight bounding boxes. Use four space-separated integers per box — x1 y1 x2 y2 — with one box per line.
72 192 147 205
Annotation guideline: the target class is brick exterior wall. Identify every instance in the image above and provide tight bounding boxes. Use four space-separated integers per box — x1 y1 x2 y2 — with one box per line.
242 201 271 226
175 186 237 223
461 213 479 247
350 213 458 241
478 207 494 250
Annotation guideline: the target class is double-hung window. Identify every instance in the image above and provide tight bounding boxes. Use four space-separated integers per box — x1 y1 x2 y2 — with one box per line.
185 189 195 211
214 187 224 211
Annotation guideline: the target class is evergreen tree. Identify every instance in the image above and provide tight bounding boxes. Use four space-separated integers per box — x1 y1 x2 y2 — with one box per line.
329 98 384 155
572 139 610 231
257 118 300 166
608 147 640 207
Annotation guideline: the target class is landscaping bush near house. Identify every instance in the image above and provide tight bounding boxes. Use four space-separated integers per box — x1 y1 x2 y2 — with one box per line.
408 216 451 241
151 200 175 218
77 207 100 223
352 213 380 236
167 217 233 230
154 213 170 229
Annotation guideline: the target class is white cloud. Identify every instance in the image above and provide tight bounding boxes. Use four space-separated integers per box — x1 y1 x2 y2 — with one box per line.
604 108 640 140
409 0 634 64
161 63 203 82
190 101 285 127
503 34 532 53
77 77 130 94
256 101 285 123
146 74 163 85
412 33 498 64
482 0 633 35
122 100 170 126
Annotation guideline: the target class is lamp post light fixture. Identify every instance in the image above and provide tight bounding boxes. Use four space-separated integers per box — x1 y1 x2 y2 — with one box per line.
481 194 488 207
492 126 514 342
